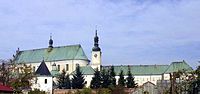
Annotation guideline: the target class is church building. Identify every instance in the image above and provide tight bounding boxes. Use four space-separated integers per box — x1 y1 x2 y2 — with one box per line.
12 30 193 93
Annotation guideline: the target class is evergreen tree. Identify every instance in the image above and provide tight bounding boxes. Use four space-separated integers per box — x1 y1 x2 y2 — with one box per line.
72 65 85 89
90 68 101 89
118 70 125 87
126 67 137 88
57 69 66 89
65 74 71 89
101 69 111 88
57 69 71 89
110 66 116 87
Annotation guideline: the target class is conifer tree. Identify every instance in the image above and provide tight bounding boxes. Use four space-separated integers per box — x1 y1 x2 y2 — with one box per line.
65 74 71 89
72 65 85 89
118 70 125 87
126 67 137 88
110 66 116 87
57 69 71 89
101 69 111 88
57 69 67 89
90 68 101 89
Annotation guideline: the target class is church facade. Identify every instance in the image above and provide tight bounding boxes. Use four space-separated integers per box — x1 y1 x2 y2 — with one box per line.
12 30 193 93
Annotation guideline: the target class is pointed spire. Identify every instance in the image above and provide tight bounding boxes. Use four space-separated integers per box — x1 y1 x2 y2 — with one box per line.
92 29 101 51
49 33 53 48
35 60 51 76
95 29 97 36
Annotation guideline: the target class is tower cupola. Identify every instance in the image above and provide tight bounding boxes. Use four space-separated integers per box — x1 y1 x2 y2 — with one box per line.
49 35 53 48
92 30 101 51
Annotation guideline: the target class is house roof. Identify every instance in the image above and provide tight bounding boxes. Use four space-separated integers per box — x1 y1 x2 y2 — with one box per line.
0 84 13 92
164 60 193 73
35 60 51 76
14 44 89 63
103 65 169 76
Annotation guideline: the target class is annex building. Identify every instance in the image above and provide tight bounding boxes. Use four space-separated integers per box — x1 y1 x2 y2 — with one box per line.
12 31 193 93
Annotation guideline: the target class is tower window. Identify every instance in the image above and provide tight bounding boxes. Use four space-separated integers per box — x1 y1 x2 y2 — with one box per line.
58 65 60 71
66 64 69 71
45 79 47 84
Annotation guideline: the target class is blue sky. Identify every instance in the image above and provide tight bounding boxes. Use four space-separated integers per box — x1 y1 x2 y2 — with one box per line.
0 0 200 68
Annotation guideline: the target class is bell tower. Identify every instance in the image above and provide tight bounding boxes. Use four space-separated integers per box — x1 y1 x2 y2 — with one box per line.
91 30 101 70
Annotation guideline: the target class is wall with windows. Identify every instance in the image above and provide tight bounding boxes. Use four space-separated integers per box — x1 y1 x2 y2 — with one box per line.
115 74 170 86
26 59 88 74
32 76 53 94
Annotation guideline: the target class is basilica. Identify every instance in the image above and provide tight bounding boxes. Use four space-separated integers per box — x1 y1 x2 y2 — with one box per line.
13 30 193 94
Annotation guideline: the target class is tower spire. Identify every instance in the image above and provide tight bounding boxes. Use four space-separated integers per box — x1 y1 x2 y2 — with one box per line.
49 33 53 48
92 29 101 51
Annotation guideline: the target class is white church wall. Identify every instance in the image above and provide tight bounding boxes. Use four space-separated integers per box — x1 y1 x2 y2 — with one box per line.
115 75 166 86
84 75 94 87
32 76 53 94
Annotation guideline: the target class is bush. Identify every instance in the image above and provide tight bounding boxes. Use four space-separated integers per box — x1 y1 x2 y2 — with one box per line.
28 89 45 94
97 88 111 94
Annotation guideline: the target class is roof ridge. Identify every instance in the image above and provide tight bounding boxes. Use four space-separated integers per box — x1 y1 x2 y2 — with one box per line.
104 64 169 67
19 44 81 52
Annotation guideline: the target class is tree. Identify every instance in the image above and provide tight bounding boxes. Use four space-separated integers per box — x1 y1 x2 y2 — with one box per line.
11 64 34 92
188 65 200 94
101 69 111 88
57 69 71 89
118 70 125 87
90 68 101 89
110 66 116 87
65 74 71 89
72 65 85 89
126 67 137 88
0 61 10 85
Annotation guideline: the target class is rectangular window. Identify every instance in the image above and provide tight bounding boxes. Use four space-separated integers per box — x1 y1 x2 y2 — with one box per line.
33 66 35 72
66 64 69 71
58 65 60 71
45 79 47 84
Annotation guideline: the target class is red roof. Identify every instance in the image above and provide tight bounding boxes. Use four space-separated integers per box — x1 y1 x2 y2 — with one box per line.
0 84 13 92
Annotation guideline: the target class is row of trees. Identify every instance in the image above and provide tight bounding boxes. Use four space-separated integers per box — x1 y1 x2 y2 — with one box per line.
90 66 137 89
57 65 137 89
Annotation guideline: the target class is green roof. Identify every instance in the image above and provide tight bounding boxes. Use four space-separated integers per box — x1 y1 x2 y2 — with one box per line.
70 61 192 75
71 66 95 75
51 70 60 77
103 65 169 76
164 61 193 73
14 44 89 63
